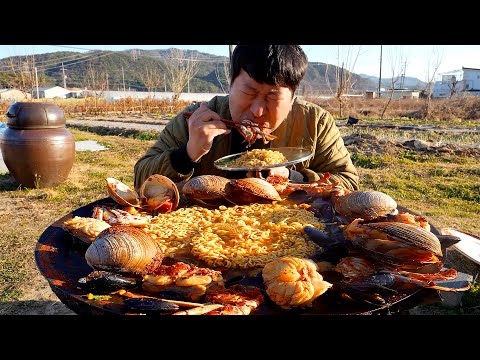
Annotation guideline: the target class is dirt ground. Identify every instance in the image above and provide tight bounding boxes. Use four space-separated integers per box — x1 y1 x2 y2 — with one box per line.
2 118 479 316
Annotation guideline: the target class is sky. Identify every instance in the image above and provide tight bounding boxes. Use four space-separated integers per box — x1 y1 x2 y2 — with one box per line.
1 44 479 82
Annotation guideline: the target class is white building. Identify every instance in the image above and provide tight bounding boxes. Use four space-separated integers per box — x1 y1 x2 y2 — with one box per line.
30 86 71 99
432 67 480 98
379 89 420 100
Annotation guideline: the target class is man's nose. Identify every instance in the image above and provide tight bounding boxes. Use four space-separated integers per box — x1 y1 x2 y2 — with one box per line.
250 98 267 117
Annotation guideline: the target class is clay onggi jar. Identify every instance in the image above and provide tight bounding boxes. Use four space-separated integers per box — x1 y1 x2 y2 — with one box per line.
0 102 75 188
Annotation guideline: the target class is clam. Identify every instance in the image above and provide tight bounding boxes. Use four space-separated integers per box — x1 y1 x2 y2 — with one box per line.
182 175 230 207
106 175 179 214
334 190 397 219
85 225 164 275
139 174 180 213
106 177 141 207
224 177 282 205
78 270 140 293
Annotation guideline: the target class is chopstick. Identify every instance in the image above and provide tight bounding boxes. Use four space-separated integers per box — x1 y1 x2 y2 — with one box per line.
183 111 270 130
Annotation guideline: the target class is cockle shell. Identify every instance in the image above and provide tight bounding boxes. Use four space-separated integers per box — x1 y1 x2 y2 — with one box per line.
139 174 180 213
85 225 164 274
106 177 141 207
224 177 282 205
334 190 397 218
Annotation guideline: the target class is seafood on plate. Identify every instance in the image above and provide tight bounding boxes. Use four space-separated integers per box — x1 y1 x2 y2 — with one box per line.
85 225 165 275
106 174 179 214
262 256 333 308
63 216 111 244
141 261 225 301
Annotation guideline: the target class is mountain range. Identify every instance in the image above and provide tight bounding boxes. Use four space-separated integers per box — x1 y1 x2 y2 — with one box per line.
0 48 426 94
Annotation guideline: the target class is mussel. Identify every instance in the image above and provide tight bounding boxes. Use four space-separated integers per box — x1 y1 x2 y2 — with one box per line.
85 225 164 275
78 270 140 293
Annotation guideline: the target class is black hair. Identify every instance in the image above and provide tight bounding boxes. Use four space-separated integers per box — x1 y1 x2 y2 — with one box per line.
230 45 308 94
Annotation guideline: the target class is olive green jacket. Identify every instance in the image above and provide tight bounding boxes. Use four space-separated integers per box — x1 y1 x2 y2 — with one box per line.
134 95 359 191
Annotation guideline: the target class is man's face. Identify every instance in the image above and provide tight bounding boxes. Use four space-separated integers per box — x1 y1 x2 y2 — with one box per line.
228 69 294 137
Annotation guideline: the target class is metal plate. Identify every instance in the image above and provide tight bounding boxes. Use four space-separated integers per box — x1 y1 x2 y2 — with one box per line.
35 198 442 316
214 147 313 171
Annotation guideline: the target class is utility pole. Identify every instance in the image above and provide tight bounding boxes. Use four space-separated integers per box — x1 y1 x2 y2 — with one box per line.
61 62 66 88
122 66 126 92
164 73 167 92
378 45 383 98
34 66 39 99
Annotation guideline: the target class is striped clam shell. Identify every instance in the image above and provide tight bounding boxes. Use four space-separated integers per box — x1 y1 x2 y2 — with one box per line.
182 175 230 200
362 222 442 256
334 190 397 218
85 225 164 274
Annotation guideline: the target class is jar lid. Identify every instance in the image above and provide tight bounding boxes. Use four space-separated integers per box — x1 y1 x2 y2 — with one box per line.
6 102 65 129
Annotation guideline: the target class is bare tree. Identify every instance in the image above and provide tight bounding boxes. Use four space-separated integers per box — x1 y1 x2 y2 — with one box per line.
3 54 43 98
84 63 108 114
380 46 405 119
214 60 230 93
162 49 200 102
424 46 443 119
325 46 363 117
139 66 163 94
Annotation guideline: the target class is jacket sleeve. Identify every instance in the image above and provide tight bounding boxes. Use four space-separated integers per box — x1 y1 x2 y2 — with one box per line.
133 106 198 190
301 108 359 191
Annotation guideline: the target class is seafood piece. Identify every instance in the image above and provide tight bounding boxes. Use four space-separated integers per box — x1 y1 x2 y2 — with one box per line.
123 297 180 314
183 111 277 148
266 172 349 200
385 269 472 292
142 261 225 301
344 220 443 270
139 174 180 213
333 190 397 219
335 256 378 279
262 256 332 308
345 220 442 256
85 225 164 275
204 284 265 315
172 304 224 315
92 206 151 228
63 216 111 244
78 270 139 293
106 177 141 207
181 175 230 207
224 177 282 205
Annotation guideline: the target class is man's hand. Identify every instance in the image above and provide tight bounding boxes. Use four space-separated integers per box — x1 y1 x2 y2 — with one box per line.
246 166 289 179
186 102 231 162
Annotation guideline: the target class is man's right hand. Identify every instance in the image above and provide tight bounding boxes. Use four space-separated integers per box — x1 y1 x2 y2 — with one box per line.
185 102 231 162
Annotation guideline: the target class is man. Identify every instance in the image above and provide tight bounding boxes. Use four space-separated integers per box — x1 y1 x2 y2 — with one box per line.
134 45 359 191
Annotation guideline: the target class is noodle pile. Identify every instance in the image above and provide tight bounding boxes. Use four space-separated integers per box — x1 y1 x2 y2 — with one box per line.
227 149 288 167
143 203 324 268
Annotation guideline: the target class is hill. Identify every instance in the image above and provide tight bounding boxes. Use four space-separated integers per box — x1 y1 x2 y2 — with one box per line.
0 48 380 95
359 74 426 90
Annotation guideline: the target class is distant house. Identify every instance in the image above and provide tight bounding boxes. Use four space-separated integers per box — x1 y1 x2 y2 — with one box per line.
379 89 420 100
0 89 31 102
433 67 480 98
30 86 71 99
65 87 86 99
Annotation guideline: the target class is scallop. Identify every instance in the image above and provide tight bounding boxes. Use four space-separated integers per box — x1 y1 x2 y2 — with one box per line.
85 225 164 274
139 174 180 213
